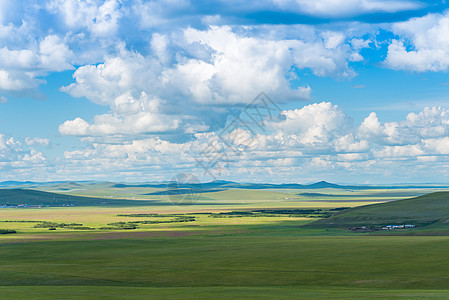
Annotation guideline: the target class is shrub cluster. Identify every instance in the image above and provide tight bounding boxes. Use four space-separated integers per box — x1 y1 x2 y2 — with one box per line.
70 226 95 230
34 222 83 228
207 209 336 219
117 213 184 217
0 220 44 223
129 216 196 224
101 222 138 230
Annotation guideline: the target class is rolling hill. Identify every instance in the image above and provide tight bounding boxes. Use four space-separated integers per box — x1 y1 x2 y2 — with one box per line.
309 191 449 228
0 189 164 207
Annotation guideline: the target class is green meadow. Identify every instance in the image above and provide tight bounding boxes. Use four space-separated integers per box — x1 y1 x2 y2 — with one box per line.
1 185 449 299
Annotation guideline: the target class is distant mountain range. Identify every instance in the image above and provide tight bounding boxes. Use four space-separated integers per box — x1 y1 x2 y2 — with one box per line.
2 180 447 190
114 180 449 190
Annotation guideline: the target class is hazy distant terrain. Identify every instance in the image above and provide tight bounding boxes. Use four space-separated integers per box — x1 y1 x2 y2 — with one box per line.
1 180 447 207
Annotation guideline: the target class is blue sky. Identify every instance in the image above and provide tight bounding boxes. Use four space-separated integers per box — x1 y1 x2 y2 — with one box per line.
1 0 449 184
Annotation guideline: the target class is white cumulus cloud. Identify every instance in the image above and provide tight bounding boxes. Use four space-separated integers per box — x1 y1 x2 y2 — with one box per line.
60 25 361 137
385 10 449 71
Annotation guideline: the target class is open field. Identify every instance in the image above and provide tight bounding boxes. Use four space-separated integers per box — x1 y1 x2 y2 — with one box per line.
2 185 449 299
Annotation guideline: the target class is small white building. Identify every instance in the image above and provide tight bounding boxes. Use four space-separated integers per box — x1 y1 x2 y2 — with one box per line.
382 224 415 230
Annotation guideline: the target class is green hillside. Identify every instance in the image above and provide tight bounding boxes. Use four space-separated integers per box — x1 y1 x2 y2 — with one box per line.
309 191 449 228
0 189 163 207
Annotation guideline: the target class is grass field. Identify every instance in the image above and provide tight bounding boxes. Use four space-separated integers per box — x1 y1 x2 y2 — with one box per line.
2 224 449 298
1 186 449 299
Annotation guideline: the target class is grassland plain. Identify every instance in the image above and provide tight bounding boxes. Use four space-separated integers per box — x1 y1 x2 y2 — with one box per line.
2 227 449 298
1 188 449 299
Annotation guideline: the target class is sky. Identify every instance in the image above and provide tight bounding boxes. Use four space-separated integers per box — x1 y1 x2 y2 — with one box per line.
1 0 449 184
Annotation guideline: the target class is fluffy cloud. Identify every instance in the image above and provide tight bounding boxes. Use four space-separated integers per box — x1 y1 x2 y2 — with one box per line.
0 0 440 98
0 34 73 92
132 0 190 29
61 100 449 152
24 137 50 146
0 134 47 171
63 25 355 107
358 106 449 146
39 35 74 71
59 49 182 136
170 26 319 104
61 50 157 107
46 0 123 36
58 100 180 136
373 145 424 158
423 137 449 155
385 10 449 71
0 0 129 95
59 25 363 137
0 100 437 182
271 102 352 147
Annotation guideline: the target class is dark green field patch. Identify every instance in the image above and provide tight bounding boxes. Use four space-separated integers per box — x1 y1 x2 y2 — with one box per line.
1 233 449 290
